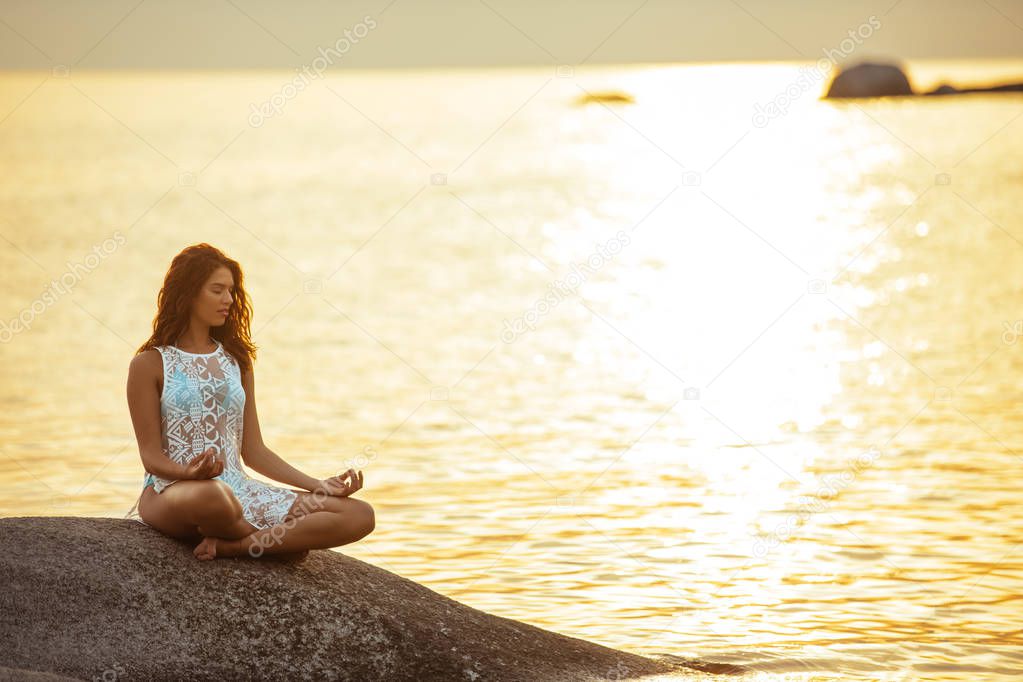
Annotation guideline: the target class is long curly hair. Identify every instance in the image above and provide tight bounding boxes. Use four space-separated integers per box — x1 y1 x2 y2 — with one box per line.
135 243 257 373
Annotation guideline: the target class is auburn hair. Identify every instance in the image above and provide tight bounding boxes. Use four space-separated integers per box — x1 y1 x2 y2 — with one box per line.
135 243 257 373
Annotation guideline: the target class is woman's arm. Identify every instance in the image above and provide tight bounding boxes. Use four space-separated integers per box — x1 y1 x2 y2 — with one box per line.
126 350 190 481
245 445 321 492
239 365 321 492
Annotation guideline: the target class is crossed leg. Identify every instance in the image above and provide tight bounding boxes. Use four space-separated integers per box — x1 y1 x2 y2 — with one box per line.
137 479 258 544
210 488 376 560
138 480 375 561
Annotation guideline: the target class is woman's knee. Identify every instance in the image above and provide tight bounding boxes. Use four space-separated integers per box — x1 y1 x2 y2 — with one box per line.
191 479 243 520
343 498 375 538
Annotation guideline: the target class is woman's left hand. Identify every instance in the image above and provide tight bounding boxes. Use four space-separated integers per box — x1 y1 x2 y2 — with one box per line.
317 469 364 497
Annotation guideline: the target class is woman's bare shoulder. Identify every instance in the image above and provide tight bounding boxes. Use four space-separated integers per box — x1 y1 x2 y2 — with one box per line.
129 348 163 376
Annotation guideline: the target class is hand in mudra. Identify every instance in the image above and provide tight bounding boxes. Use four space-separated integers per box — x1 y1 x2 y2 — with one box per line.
184 447 224 480
318 469 364 497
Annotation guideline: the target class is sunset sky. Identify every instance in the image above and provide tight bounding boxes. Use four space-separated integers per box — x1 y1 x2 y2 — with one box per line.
0 0 1020 70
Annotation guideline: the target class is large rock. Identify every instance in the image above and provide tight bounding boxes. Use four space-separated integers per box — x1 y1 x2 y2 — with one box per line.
0 517 703 681
825 61 914 98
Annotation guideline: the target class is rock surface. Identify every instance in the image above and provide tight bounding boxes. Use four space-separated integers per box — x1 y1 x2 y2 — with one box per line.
0 517 702 681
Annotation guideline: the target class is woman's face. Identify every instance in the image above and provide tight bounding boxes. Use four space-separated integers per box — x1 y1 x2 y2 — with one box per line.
195 266 235 326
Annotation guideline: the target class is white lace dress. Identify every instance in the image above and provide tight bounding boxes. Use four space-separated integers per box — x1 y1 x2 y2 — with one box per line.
125 339 299 530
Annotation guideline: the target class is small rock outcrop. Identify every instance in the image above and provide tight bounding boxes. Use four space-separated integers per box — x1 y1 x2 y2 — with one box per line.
574 91 636 106
0 517 699 681
825 61 914 98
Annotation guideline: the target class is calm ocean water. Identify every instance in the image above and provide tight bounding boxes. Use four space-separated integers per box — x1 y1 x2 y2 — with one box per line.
1 60 1021 680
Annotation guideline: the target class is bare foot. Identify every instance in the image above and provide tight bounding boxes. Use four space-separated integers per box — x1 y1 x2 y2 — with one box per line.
193 536 231 561
194 536 309 561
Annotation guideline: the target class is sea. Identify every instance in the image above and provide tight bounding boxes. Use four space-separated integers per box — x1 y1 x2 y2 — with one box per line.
1 59 1021 680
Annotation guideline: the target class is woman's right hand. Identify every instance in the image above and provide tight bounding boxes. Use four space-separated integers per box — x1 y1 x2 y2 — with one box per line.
183 447 224 480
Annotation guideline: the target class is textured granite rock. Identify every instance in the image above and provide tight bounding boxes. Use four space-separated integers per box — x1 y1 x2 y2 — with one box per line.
0 517 699 681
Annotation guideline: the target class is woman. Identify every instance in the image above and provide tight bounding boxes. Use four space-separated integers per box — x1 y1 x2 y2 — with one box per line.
124 243 374 561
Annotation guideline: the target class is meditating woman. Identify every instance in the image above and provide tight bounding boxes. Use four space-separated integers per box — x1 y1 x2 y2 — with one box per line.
124 242 374 561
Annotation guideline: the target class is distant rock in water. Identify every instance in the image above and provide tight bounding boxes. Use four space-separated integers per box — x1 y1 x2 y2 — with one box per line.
825 60 1023 99
928 83 961 95
0 517 704 681
574 91 635 106
825 61 914 98
921 80 1023 96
